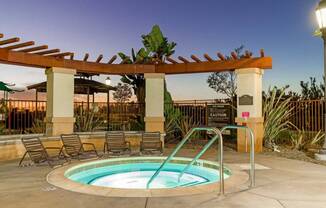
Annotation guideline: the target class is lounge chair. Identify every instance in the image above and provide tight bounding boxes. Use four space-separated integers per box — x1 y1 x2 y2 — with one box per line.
60 134 99 160
140 132 163 155
104 131 130 155
19 137 68 167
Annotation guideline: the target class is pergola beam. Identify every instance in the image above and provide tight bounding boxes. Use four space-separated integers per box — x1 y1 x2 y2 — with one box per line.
204 53 214 62
190 55 202 63
83 53 89 61
34 49 60 55
178 56 190 63
17 45 48 53
3 41 35 50
156 57 272 74
96 54 103 63
0 47 272 75
166 57 178 64
47 52 73 57
108 55 117 64
0 37 20 46
0 34 3 38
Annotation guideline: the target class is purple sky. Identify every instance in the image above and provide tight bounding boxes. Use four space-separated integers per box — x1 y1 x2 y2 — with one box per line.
0 0 324 100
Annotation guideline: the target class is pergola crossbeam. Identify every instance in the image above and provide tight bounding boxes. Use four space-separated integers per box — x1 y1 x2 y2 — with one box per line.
0 37 20 46
34 49 60 55
83 53 89 61
190 55 202 63
166 57 178 64
47 52 73 57
0 34 3 38
204 53 214 62
217 52 226 60
17 45 48 53
96 54 103 63
108 55 117 64
178 56 190 63
2 41 35 50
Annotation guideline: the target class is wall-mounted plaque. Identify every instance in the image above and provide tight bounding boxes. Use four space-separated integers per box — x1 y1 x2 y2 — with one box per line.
239 94 253 105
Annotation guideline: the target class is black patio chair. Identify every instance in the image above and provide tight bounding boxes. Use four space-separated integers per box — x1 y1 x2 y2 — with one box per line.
60 134 99 160
19 137 68 168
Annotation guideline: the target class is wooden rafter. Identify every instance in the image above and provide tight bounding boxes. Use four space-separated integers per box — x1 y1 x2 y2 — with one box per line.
70 53 74 60
178 56 189 63
0 34 3 38
260 49 265 57
3 41 35 50
34 49 60 55
217 52 225 60
190 55 202 63
83 53 89 61
96 54 103 63
204 53 214 62
108 55 117 64
0 37 20 46
231 52 238 59
17 45 48 53
166 57 178 64
48 52 73 57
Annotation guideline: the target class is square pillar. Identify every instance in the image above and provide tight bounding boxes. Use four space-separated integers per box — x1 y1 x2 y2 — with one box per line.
144 73 165 134
235 68 264 152
45 67 76 136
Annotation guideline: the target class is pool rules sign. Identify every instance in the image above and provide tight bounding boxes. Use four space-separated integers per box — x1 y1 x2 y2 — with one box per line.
207 104 232 129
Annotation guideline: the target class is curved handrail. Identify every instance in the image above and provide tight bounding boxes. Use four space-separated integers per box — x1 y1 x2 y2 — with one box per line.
176 127 224 195
146 127 223 190
221 125 255 187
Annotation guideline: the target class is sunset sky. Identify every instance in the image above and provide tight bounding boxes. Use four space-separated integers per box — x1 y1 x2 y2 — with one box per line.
0 0 323 101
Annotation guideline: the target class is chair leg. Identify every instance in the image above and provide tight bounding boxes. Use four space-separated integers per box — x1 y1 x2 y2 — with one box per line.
19 151 28 167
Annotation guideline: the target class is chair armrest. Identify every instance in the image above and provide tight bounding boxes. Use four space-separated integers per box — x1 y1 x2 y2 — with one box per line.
82 142 97 150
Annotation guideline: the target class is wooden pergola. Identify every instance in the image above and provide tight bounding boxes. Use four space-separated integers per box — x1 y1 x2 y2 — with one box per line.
0 33 272 74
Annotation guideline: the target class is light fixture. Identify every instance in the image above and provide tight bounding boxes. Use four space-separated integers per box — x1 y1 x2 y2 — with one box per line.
316 0 326 30
105 76 111 86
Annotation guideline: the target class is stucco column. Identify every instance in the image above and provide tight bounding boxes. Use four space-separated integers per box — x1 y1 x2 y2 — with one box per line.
144 73 165 134
235 68 264 152
45 67 76 136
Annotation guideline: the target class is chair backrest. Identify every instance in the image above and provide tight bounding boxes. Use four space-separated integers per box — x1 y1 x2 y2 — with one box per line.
105 131 126 149
21 137 47 162
142 132 161 143
141 132 162 151
60 134 82 155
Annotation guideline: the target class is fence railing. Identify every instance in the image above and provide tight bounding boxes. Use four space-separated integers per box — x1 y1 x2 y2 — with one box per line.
1 99 325 136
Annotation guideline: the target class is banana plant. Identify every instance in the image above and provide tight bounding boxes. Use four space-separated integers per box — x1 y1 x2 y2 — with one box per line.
119 25 177 104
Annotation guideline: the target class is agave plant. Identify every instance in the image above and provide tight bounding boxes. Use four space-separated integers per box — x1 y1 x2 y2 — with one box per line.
263 87 293 149
75 105 104 132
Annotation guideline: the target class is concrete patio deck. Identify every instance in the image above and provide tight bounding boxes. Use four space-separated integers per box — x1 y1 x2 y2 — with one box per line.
1 148 326 208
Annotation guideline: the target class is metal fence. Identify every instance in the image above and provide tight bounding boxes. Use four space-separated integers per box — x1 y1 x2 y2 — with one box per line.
288 100 325 132
1 99 324 135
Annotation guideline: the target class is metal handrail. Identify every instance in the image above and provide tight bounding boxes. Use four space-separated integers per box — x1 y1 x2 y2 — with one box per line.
221 125 255 187
146 127 224 191
176 127 225 195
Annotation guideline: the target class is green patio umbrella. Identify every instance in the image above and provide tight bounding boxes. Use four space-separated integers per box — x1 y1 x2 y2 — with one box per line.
0 81 15 93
